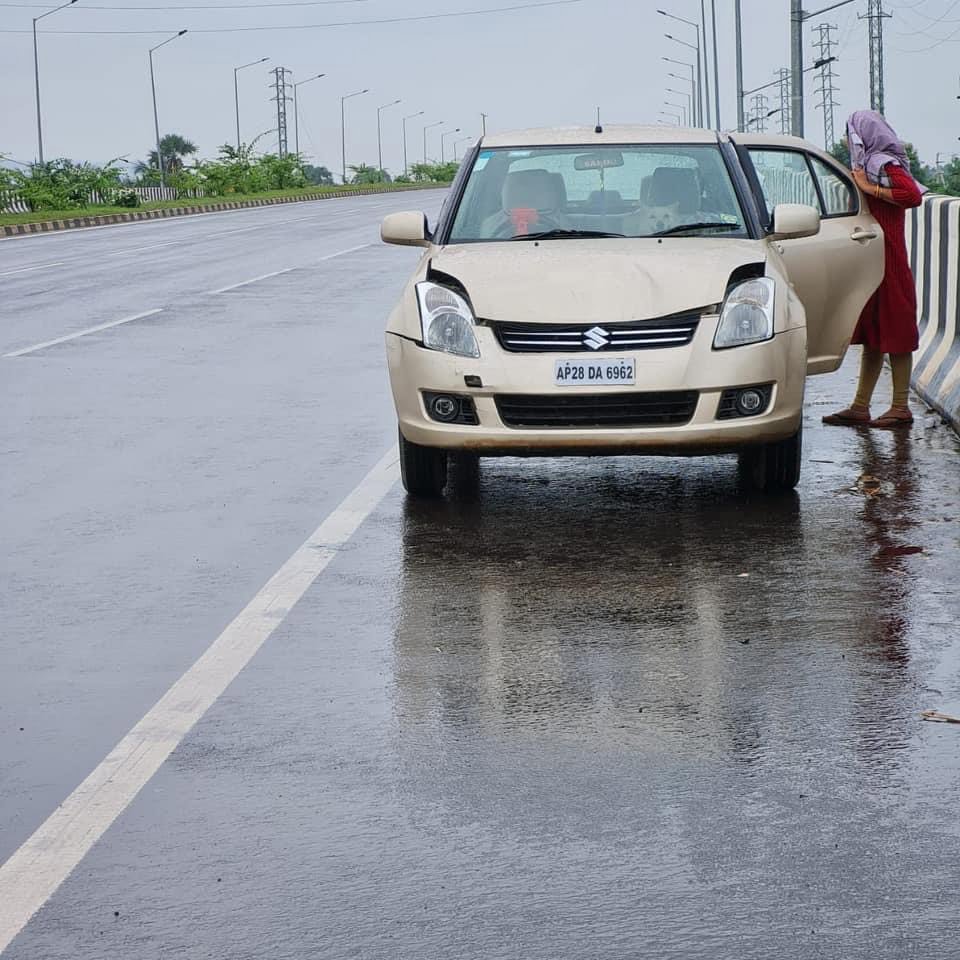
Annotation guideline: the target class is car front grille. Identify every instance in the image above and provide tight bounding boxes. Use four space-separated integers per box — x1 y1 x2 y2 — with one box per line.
492 313 700 353
495 391 699 429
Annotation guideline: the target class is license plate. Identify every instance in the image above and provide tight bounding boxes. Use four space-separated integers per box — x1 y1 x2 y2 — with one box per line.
554 358 636 386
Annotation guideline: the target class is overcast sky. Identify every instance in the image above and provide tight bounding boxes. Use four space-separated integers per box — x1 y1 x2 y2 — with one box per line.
1 0 958 177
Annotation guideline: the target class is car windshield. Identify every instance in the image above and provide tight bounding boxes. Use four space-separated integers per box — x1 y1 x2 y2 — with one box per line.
447 144 748 243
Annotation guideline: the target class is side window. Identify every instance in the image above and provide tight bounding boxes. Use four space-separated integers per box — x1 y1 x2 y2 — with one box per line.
747 149 821 221
809 156 858 216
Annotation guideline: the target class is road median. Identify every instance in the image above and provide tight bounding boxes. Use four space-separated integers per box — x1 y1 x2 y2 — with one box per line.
1 183 443 238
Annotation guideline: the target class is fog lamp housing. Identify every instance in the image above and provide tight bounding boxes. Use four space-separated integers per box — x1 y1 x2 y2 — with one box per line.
717 384 774 420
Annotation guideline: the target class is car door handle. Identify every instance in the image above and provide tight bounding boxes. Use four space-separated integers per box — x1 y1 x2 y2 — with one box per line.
850 228 878 243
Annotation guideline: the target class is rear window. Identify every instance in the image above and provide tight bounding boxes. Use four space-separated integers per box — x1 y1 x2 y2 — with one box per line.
448 144 747 242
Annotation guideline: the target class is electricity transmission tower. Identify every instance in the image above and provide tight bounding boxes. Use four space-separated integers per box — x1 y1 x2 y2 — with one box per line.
813 23 840 148
270 66 292 157
860 0 891 114
750 93 770 133
777 68 792 135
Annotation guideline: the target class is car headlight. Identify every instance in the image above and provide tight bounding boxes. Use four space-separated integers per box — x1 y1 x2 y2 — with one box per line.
713 277 776 349
415 281 480 359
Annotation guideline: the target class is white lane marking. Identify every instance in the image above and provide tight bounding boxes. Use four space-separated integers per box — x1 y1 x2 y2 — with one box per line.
208 267 295 294
3 309 164 358
0 446 400 955
0 261 65 277
318 242 370 261
6 214 369 273
104 240 180 258
207 242 370 295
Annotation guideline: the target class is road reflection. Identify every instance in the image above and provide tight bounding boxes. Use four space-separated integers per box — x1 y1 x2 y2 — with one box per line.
390 455 915 771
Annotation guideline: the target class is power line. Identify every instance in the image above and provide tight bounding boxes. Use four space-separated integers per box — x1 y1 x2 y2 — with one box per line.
891 0 960 25
0 0 587 32
3 0 366 6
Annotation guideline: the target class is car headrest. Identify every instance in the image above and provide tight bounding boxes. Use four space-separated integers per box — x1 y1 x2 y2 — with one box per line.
648 167 699 213
549 172 568 207
502 169 563 212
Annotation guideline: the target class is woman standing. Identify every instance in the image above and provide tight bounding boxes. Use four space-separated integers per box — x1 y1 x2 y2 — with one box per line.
823 111 926 429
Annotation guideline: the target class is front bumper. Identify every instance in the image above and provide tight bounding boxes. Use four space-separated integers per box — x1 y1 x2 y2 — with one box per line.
386 321 806 456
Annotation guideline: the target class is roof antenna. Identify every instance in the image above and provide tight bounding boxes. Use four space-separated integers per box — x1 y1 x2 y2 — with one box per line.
595 107 602 134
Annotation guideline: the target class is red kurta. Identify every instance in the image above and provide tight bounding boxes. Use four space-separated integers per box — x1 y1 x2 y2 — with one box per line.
851 163 924 354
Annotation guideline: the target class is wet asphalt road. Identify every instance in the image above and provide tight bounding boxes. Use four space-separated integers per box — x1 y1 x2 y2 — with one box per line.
2 196 959 959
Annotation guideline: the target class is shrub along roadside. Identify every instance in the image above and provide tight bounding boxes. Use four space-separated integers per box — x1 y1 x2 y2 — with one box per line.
0 183 443 227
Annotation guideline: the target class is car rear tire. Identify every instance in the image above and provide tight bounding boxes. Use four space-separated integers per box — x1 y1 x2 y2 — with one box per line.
738 424 802 492
399 427 448 498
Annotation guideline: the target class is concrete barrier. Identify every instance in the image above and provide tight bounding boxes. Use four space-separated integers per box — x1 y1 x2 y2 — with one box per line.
907 194 960 430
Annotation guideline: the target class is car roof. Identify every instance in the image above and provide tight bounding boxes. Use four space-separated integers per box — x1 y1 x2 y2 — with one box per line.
480 125 720 147
479 125 821 152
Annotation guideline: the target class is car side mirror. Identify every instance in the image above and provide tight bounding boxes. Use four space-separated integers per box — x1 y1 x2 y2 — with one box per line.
381 211 432 247
769 203 821 241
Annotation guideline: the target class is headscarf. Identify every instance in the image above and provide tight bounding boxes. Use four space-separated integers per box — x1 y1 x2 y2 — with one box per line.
846 110 927 193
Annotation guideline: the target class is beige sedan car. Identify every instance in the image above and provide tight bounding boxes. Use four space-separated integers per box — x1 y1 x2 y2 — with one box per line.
382 126 884 496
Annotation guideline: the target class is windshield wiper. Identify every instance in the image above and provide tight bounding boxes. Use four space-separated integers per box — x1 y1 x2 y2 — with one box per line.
511 228 626 241
652 221 741 237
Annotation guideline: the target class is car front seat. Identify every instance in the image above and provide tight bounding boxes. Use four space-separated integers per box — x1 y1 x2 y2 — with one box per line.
500 169 570 233
647 167 700 216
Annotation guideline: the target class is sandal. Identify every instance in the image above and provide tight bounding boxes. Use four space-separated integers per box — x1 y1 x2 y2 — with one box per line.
869 407 913 429
822 406 871 426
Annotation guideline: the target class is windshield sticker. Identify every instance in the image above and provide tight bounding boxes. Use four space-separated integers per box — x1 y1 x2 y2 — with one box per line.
478 150 494 160
507 150 533 158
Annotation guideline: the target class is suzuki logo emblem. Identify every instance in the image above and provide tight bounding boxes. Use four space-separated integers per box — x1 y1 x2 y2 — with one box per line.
583 326 610 350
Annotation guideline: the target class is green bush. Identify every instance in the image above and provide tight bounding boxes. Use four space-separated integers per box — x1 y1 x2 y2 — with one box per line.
7 158 124 211
114 189 141 208
409 161 458 184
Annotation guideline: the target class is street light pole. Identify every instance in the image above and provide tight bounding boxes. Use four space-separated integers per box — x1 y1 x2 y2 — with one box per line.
662 57 697 126
665 100 688 126
666 88 692 126
423 120 443 163
376 98 401 174
735 0 744 131
710 0 721 128
234 57 269 151
659 111 682 126
402 111 423 178
149 29 187 189
440 127 460 163
340 88 369 185
454 136 472 161
660 11 702 126
33 0 79 164
292 72 325 157
665 33 701 127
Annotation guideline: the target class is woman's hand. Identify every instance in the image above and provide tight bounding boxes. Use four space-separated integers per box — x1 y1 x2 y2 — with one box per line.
851 167 871 192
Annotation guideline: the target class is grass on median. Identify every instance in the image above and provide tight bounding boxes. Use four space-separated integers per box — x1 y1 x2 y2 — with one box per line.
0 183 442 227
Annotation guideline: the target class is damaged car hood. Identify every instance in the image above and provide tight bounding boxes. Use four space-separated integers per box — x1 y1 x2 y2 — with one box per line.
429 239 767 323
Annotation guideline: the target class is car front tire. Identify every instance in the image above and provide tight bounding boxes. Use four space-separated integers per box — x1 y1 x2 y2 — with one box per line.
399 427 448 498
738 424 802 492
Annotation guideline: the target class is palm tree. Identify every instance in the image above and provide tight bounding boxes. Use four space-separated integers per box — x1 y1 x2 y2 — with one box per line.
138 133 197 177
